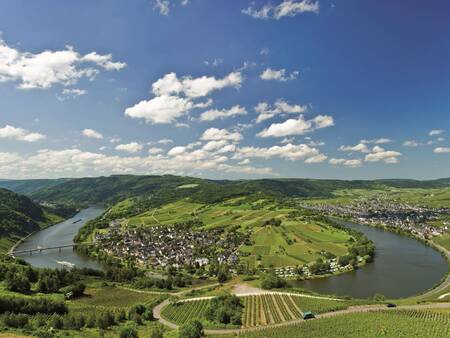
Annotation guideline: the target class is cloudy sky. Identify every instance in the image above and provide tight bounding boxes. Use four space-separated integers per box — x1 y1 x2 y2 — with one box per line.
0 0 449 180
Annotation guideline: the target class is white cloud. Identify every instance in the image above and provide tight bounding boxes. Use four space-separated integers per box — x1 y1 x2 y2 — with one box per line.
0 148 273 179
0 125 46 142
153 0 170 15
157 138 174 144
361 138 392 145
257 114 334 138
255 99 307 123
329 158 362 168
0 37 125 89
152 71 242 98
243 0 319 20
58 88 87 100
429 129 444 136
260 68 298 81
235 143 324 162
125 95 196 124
364 146 402 164
204 58 223 67
115 142 143 153
434 147 450 153
125 71 241 125
167 146 187 156
260 48 270 55
403 140 420 147
339 143 370 153
200 105 247 121
201 128 243 142
82 129 103 139
202 140 229 152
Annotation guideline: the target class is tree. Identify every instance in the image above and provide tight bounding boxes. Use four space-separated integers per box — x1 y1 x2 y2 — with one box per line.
217 269 228 284
119 326 139 338
179 320 203 338
150 326 164 338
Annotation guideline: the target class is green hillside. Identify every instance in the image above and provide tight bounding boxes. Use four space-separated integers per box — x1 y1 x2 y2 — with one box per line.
7 175 449 206
0 188 68 253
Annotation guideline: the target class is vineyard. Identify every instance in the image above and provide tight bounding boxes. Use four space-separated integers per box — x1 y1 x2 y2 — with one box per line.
161 294 350 328
241 294 348 327
161 299 211 325
238 309 450 338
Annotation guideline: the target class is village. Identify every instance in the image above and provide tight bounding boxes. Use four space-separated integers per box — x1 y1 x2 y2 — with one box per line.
303 196 450 239
94 221 246 268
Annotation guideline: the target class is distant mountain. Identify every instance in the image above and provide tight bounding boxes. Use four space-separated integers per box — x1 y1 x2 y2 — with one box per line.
0 178 71 195
0 188 64 252
11 175 449 206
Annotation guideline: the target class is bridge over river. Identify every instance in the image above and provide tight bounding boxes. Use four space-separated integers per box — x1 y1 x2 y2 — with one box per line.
9 243 93 256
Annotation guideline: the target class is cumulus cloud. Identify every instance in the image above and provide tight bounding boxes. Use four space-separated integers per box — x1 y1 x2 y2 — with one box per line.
260 68 298 81
201 128 243 142
152 0 190 15
364 146 402 164
329 158 362 168
200 105 247 121
403 140 421 147
234 143 325 162
255 99 307 123
243 0 319 20
125 95 196 124
115 142 143 153
434 147 450 153
339 143 369 153
152 72 242 98
82 129 103 139
360 138 391 145
429 129 444 136
0 125 46 142
0 37 125 90
257 115 334 138
125 71 241 125
0 148 273 179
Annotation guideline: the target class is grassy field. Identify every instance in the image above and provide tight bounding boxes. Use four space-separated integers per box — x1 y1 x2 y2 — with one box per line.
123 199 352 268
237 309 450 338
434 233 450 251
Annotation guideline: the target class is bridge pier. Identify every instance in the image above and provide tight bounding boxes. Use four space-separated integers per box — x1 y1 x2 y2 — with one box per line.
59 247 62 253
29 251 32 256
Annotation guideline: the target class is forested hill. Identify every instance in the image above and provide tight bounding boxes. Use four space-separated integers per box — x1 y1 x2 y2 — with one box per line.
1 175 448 207
0 188 62 252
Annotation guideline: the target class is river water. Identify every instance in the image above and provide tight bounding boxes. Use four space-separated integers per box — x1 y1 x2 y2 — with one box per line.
15 210 448 299
15 207 104 270
294 219 448 299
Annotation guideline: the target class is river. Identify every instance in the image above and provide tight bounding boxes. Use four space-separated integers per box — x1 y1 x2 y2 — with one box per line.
294 219 448 299
14 207 104 270
14 209 448 299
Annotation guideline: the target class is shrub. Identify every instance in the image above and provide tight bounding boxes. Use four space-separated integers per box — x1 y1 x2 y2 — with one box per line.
179 320 203 338
119 326 139 338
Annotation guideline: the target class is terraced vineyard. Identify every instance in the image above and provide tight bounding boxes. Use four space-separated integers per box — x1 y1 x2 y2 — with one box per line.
161 294 349 328
161 299 211 325
241 294 348 328
238 309 450 338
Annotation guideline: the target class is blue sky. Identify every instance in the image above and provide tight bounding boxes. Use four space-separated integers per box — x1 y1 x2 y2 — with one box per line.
0 0 449 180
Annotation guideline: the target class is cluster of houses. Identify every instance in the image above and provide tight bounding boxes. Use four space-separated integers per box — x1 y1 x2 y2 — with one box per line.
94 221 245 268
263 257 358 279
304 196 449 239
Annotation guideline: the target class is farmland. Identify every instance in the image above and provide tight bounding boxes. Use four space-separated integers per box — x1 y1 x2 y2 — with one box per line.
161 294 351 328
123 198 353 268
237 309 450 338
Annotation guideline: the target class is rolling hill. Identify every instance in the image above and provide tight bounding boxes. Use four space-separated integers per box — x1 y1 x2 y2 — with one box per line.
0 188 71 253
1 175 448 207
